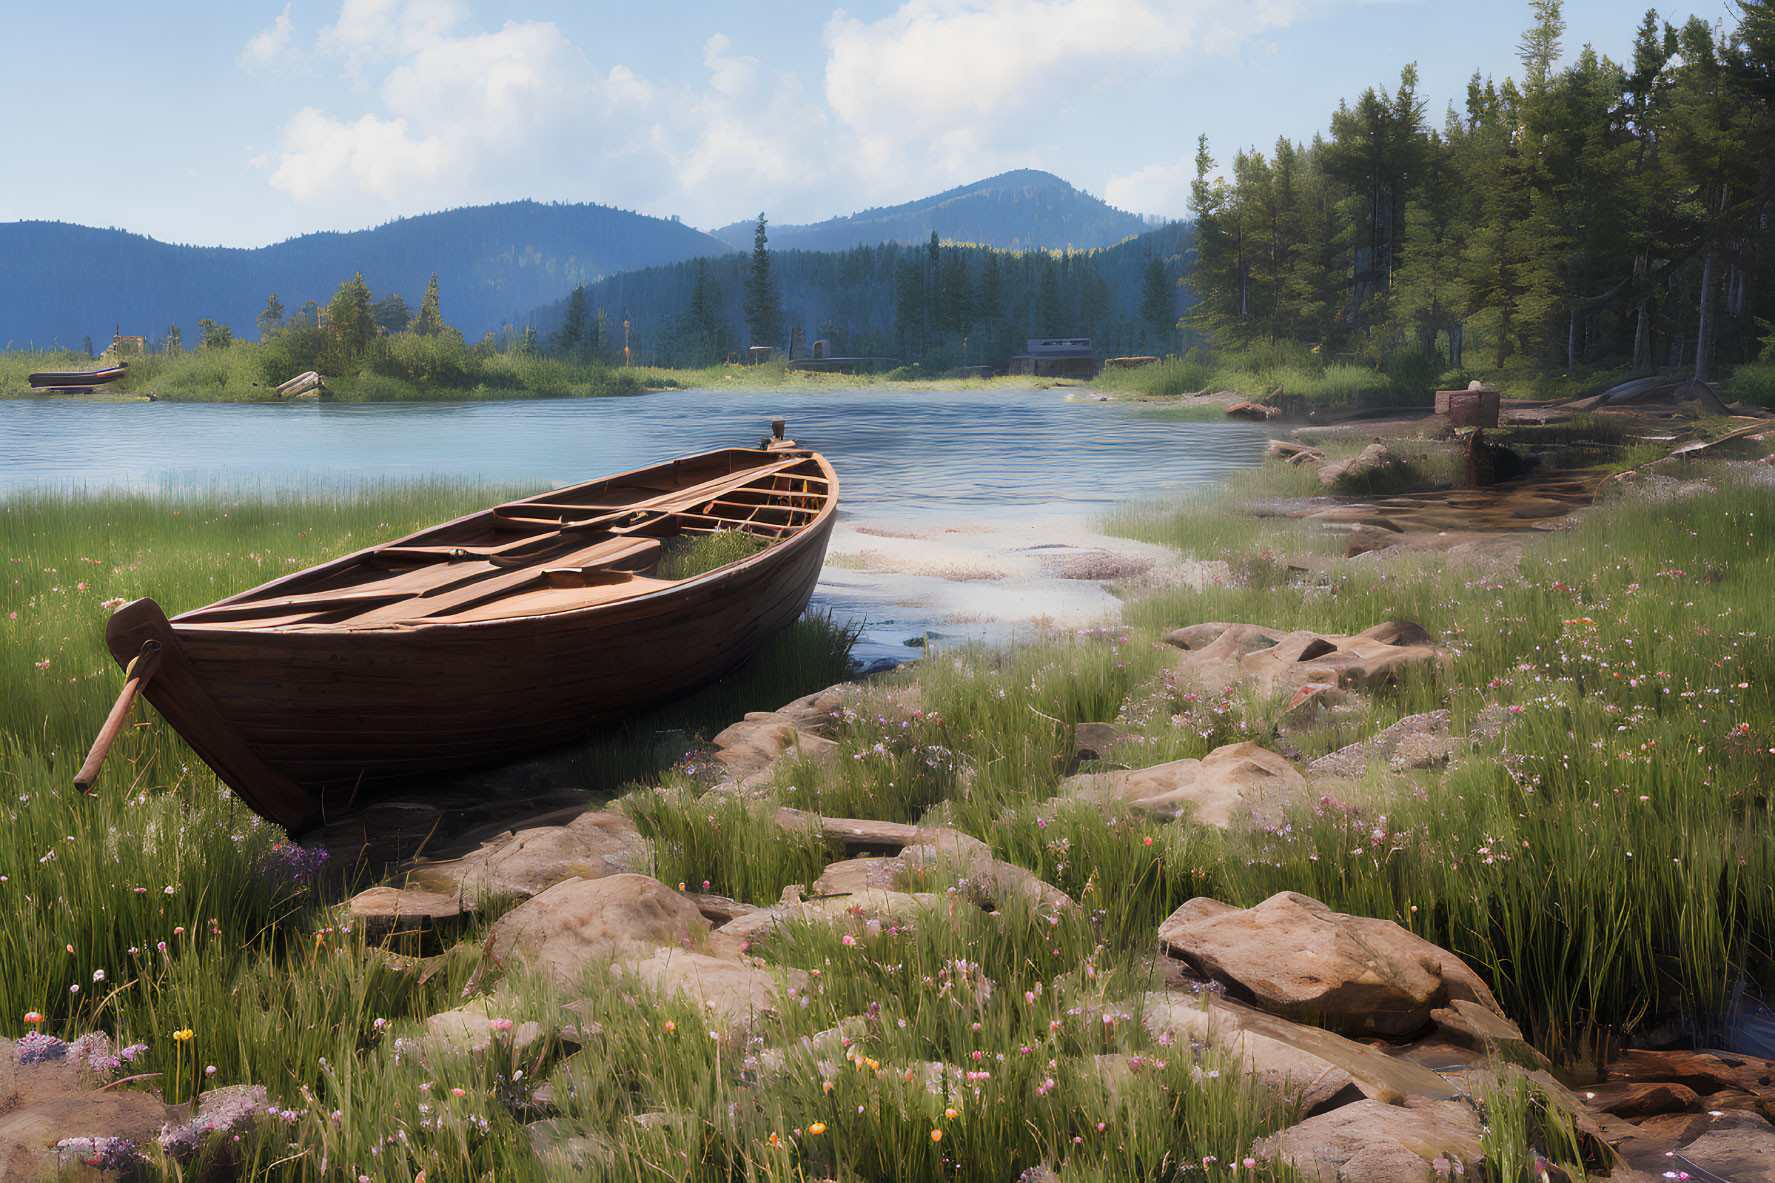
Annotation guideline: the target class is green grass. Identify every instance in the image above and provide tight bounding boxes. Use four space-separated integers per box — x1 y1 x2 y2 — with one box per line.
7 454 1775 1178
1092 351 1393 410
656 529 769 581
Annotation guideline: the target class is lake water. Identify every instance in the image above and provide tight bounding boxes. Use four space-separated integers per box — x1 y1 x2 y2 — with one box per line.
0 387 1268 659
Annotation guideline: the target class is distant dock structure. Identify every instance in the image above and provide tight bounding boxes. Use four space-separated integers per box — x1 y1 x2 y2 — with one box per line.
1009 337 1098 379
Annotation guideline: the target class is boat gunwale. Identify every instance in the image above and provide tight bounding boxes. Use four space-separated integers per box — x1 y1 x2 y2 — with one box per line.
169 446 839 637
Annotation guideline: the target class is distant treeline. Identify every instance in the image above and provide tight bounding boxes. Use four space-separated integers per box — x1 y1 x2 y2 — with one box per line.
535 222 1195 370
1186 1 1775 383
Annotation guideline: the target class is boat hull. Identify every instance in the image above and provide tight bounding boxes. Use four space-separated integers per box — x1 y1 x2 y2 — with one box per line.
104 452 837 832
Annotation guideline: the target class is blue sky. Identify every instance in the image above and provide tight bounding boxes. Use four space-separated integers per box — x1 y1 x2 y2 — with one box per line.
0 0 1665 247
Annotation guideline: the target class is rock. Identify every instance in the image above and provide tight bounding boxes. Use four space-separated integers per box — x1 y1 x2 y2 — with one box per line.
1253 1098 1483 1182
1585 1081 1701 1120
773 810 1073 913
486 874 712 983
346 886 470 935
348 809 647 930
1167 619 1445 701
1064 741 1307 828
1161 622 1251 651
616 949 808 1024
684 892 759 927
1074 721 1138 762
776 807 924 855
711 712 839 781
412 1000 545 1060
812 857 905 895
1311 711 1459 777
710 888 942 955
1636 1108 1766 1147
0 1037 172 1183
1680 1119 1775 1180
1604 1047 1775 1096
1157 891 1503 1037
899 829 1075 913
1428 998 1542 1066
1317 442 1392 487
1141 992 1459 1114
773 682 867 736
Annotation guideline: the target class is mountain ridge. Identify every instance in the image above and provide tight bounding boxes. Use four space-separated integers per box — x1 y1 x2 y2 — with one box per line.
712 170 1150 253
0 201 735 348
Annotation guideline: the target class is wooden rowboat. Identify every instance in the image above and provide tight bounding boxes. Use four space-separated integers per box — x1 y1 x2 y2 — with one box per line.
82 431 838 831
28 365 128 393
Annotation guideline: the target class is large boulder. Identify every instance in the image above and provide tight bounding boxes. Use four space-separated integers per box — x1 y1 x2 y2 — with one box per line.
1158 891 1503 1037
1064 741 1307 828
486 874 711 983
1252 1098 1483 1182
1141 993 1459 1114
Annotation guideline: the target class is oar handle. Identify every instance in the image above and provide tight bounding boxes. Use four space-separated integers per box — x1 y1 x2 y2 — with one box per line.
73 640 163 791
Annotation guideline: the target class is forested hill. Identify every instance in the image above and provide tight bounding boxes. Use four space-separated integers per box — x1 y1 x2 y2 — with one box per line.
711 171 1151 253
531 221 1194 371
0 202 735 348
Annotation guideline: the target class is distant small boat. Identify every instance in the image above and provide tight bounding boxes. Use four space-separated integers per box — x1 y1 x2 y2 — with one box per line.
28 365 128 392
78 427 837 830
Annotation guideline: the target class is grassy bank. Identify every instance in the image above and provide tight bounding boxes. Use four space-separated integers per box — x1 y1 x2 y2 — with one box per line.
5 455 1774 1178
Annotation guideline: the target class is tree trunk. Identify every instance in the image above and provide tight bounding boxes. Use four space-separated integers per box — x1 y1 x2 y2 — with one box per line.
1568 309 1577 373
1451 322 1464 369
1695 250 1717 382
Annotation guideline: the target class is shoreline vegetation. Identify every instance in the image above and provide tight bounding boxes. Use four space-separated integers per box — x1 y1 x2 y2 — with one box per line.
6 415 1775 1177
7 339 1774 412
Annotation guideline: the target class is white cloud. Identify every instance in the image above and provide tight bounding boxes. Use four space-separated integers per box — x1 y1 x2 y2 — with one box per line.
249 0 1334 227
319 0 469 62
268 108 449 201
238 4 297 74
1104 154 1196 220
822 0 1305 183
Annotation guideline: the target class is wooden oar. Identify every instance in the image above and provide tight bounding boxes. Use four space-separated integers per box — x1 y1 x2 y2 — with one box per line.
73 639 163 791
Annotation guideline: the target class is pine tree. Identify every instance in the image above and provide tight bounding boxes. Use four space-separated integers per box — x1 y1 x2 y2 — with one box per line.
165 323 182 355
558 285 589 355
1518 0 1566 93
371 293 411 335
414 273 444 336
328 273 375 357
742 214 783 348
257 293 284 339
1139 255 1174 348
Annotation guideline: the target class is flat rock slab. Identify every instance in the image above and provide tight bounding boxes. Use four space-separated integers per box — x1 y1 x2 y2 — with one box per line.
487 874 712 984
1604 1047 1775 1097
1158 890 1504 1037
1253 1097 1483 1183
1064 741 1307 828
1585 1080 1701 1120
1679 1120 1775 1180
1141 991 1459 1114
